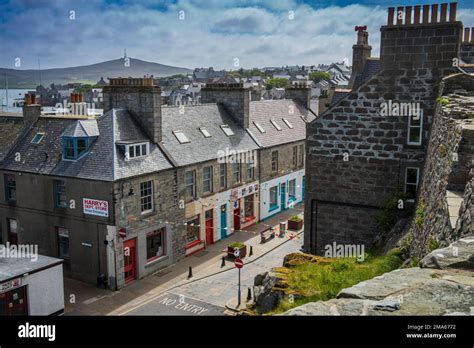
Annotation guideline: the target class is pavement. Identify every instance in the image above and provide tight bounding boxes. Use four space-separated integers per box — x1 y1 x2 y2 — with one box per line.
64 204 304 316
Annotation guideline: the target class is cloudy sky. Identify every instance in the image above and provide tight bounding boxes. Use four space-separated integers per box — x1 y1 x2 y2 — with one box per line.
1 0 474 70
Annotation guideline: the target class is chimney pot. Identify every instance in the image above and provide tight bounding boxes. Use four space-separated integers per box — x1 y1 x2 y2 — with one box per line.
31 94 36 104
431 4 439 23
422 5 430 24
471 27 474 44
449 2 457 22
24 93 32 105
464 27 470 43
440 3 447 23
388 7 395 26
396 6 404 25
414 5 421 24
405 6 412 25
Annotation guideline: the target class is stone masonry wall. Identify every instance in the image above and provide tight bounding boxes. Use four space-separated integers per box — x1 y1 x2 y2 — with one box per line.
259 141 305 184
304 5 462 254
113 168 185 288
408 74 474 260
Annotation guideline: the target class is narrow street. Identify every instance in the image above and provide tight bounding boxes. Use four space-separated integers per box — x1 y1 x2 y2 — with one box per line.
124 234 303 315
65 205 304 315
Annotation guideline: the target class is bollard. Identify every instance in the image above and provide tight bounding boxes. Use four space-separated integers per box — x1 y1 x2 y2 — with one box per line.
249 246 253 257
247 287 252 301
188 266 193 279
221 256 226 267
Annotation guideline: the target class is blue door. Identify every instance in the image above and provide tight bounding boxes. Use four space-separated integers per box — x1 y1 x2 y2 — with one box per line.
220 204 227 239
302 176 305 200
280 182 286 211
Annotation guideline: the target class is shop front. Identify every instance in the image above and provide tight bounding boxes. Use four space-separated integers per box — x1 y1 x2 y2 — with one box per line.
184 181 259 256
259 169 305 220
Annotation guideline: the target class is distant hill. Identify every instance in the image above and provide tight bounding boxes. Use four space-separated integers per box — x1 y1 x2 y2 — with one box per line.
0 58 193 88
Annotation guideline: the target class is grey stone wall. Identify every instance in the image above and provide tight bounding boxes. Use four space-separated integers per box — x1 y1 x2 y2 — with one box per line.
259 141 305 184
408 74 474 260
304 17 462 255
460 44 474 64
113 168 186 287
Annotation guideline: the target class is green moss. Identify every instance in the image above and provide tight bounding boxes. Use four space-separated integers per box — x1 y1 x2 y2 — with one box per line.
375 190 412 235
438 144 448 157
436 97 449 105
427 235 439 253
399 233 414 259
270 250 403 314
415 200 427 229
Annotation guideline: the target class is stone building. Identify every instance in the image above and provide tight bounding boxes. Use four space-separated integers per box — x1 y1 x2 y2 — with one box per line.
0 80 187 290
304 3 464 254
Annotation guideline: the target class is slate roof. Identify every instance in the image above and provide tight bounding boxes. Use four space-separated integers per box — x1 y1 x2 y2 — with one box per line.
248 99 313 148
3 110 172 181
160 104 259 167
62 119 100 137
332 89 352 105
0 115 25 163
353 58 380 89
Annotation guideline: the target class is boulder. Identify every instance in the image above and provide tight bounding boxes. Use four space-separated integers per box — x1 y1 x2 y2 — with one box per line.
420 236 474 271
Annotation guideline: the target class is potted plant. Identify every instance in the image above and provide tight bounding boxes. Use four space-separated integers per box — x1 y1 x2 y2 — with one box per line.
227 241 247 258
288 215 303 231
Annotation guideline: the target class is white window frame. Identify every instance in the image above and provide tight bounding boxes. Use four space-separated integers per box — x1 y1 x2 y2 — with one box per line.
203 166 213 193
126 142 150 159
270 119 282 131
221 124 235 136
404 167 420 202
140 180 154 214
407 114 423 146
173 130 191 144
199 127 211 138
282 118 293 129
185 170 196 198
253 121 265 133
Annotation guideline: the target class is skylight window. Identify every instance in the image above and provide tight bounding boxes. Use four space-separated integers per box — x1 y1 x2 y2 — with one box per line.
31 133 45 144
253 121 265 133
270 119 282 131
199 127 211 138
221 125 235 136
173 130 190 144
282 118 293 129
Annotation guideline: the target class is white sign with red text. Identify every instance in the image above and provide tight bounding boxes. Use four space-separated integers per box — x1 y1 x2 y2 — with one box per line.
83 198 109 217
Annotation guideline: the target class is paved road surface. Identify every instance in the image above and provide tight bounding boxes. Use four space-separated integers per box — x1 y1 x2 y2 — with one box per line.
126 235 303 315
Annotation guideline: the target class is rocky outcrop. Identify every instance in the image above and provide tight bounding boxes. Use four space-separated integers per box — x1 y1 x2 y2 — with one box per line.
252 272 283 314
283 237 474 316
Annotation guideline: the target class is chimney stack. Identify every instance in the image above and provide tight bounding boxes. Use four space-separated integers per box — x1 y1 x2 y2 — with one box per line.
349 25 372 89
381 2 462 76
23 93 41 125
285 83 311 109
103 76 162 143
201 82 250 128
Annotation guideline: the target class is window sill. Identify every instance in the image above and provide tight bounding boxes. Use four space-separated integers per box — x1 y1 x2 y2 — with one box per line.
186 240 202 249
244 216 255 222
145 255 168 267
140 210 154 217
269 205 279 212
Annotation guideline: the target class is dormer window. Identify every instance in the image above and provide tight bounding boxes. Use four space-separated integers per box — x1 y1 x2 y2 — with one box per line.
63 137 89 160
126 142 149 159
221 125 235 136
